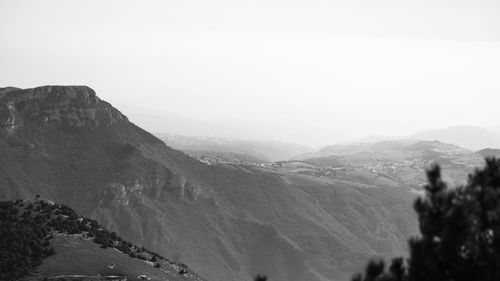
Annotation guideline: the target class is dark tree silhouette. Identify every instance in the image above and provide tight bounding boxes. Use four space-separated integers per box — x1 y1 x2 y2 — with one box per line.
254 275 268 281
353 158 500 281
1 199 174 279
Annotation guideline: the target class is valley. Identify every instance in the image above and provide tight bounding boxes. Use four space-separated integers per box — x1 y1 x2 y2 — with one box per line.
0 86 493 281
2 0 499 279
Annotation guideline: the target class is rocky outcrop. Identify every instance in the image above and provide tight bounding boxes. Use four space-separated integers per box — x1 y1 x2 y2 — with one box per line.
97 175 204 209
0 86 127 134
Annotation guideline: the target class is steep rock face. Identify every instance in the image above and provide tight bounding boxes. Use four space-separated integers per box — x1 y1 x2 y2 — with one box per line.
0 86 127 134
0 86 181 213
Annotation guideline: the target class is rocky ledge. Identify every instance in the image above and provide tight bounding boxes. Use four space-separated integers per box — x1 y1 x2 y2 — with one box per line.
0 86 128 134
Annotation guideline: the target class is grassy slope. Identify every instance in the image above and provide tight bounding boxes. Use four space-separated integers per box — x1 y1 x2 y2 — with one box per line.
0 198 204 281
24 235 198 281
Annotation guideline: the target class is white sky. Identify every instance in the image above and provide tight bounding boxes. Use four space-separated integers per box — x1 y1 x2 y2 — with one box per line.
1 0 500 145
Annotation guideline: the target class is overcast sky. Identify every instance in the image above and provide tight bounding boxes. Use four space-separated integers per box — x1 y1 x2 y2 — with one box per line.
1 0 500 145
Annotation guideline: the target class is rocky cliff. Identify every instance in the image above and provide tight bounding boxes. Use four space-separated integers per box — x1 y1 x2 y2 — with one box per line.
0 86 126 135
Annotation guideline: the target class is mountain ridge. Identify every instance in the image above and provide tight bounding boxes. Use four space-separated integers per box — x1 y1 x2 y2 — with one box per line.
344 125 500 152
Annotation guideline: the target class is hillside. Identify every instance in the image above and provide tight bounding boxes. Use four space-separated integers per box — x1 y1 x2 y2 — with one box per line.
349 126 500 152
183 150 267 166
296 140 483 189
1 198 202 281
0 86 420 281
476 148 500 158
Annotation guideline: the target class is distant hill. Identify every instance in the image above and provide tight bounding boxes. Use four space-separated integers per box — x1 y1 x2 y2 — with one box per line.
317 140 473 162
299 140 482 188
476 148 500 158
155 133 313 162
350 126 500 152
411 125 500 150
0 86 420 281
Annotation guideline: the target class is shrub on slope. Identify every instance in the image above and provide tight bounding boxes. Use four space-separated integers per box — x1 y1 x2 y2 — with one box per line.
0 198 189 280
0 200 55 280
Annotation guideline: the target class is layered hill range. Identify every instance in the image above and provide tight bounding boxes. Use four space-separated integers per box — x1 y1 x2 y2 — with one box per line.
292 140 489 192
161 132 491 197
358 125 500 151
2 86 424 281
155 133 314 163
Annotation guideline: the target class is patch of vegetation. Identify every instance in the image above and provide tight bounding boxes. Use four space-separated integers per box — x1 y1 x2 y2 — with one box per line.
0 198 186 280
0 200 55 280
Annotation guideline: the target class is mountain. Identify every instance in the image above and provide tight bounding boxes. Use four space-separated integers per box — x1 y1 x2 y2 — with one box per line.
350 126 500 152
411 125 500 150
0 86 419 281
155 133 314 162
476 148 500 158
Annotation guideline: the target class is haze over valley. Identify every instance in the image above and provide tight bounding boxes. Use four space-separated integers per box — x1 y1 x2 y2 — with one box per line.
1 86 499 281
2 1 500 281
